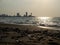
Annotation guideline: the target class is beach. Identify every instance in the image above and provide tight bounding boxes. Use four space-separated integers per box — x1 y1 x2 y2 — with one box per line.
0 23 60 45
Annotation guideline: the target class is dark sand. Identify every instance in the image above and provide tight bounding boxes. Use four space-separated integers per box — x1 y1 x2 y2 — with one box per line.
0 23 60 45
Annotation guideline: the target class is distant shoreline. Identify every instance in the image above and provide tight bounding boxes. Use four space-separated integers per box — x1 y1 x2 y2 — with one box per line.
0 16 35 17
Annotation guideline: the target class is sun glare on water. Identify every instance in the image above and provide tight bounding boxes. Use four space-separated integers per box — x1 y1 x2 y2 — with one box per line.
40 17 49 20
39 17 50 23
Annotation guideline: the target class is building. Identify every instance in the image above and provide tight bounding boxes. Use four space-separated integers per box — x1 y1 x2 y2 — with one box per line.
25 12 28 16
17 13 21 17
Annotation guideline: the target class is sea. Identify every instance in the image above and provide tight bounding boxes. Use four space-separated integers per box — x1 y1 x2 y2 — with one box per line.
0 17 60 30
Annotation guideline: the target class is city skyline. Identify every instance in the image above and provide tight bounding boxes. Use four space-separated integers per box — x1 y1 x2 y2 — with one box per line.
0 12 34 17
0 0 60 17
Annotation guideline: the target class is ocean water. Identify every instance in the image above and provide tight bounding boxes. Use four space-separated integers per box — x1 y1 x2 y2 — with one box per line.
0 17 60 26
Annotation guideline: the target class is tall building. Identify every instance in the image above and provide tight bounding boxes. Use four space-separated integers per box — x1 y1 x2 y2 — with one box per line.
17 13 20 16
29 13 32 17
25 12 28 16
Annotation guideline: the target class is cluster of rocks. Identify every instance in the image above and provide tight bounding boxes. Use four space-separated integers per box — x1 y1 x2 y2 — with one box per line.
0 27 60 45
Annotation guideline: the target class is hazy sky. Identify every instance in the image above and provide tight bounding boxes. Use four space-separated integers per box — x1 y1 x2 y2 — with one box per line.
0 0 60 17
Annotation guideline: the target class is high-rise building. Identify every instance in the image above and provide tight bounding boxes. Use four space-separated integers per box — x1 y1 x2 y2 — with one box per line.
17 13 20 16
29 13 32 17
25 12 28 16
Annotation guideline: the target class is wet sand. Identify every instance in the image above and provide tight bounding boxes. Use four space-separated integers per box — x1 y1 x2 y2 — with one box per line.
0 23 41 31
0 23 60 45
38 26 60 30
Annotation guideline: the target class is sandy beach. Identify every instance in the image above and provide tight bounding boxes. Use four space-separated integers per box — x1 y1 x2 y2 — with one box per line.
0 23 60 45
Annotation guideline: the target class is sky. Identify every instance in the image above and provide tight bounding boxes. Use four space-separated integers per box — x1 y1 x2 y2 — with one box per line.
0 0 60 17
